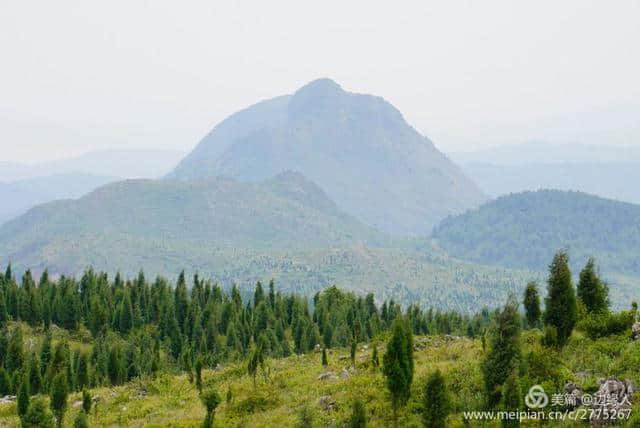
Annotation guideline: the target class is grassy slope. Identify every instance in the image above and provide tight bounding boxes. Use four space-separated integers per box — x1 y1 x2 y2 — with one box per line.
2 325 639 427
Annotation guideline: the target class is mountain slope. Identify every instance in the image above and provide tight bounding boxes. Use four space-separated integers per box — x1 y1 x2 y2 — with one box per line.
432 190 640 274
461 162 640 204
171 79 486 235
0 173 118 226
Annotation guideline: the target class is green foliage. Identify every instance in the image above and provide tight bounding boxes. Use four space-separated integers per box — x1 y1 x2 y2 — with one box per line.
21 397 55 428
433 189 640 275
383 317 414 421
500 371 521 428
347 399 367 428
73 410 89 428
523 282 541 329
422 370 450 428
200 388 221 428
371 344 379 368
577 258 609 313
49 372 68 428
82 389 92 414
544 251 577 347
483 296 521 408
321 347 328 367
577 310 635 339
17 377 30 417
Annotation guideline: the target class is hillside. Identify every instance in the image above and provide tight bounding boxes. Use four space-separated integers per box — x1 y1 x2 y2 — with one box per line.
432 190 640 274
171 79 486 235
461 162 640 204
0 173 118 226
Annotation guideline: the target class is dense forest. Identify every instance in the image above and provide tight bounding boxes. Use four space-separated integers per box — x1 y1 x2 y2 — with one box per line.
0 253 638 427
433 190 640 275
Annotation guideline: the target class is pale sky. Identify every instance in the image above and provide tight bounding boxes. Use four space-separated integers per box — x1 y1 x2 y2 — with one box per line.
1 0 639 163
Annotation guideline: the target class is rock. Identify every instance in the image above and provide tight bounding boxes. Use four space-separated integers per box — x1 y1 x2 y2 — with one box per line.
632 322 640 341
0 395 16 405
340 368 351 379
314 344 322 353
338 355 349 361
318 395 338 412
563 382 583 408
317 372 337 381
590 377 634 427
72 400 84 409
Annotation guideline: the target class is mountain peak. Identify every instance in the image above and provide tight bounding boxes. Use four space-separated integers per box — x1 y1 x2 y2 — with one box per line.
288 78 346 117
294 78 343 96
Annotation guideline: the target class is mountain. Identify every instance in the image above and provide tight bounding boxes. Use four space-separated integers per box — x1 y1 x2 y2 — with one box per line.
432 190 640 275
460 162 640 204
0 171 377 273
170 79 486 235
0 149 185 182
449 141 640 166
0 173 119 226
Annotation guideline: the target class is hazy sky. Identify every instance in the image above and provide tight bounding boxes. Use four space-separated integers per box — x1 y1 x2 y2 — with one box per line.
1 1 639 163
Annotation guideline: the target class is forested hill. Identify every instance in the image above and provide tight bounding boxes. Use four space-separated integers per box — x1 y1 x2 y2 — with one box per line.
170 78 485 235
432 190 640 274
0 172 377 275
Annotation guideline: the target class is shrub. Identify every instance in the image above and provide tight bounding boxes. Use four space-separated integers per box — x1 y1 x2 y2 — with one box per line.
577 311 635 340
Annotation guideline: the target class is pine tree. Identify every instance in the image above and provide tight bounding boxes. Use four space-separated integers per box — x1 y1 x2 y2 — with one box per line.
500 370 521 428
247 345 263 388
371 344 379 369
76 352 89 391
73 411 89 428
422 370 450 428
347 399 367 428
200 388 221 428
40 332 53 376
383 317 414 425
50 372 69 428
119 291 134 334
0 367 10 395
322 347 328 367
544 251 577 347
28 355 42 395
577 258 609 314
82 389 92 414
523 282 541 329
483 296 521 408
108 345 124 385
6 328 24 372
21 397 55 428
350 339 357 366
17 377 30 417
195 357 203 392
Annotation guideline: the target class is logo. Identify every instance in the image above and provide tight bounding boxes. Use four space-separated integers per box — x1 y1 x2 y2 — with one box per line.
525 385 549 409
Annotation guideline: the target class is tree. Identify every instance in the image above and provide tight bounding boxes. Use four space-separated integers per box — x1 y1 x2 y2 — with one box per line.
383 317 414 425
523 282 541 329
21 397 55 428
347 399 367 428
118 291 134 334
371 344 379 368
73 411 89 428
17 377 30 417
6 328 24 372
82 389 92 414
483 296 521 409
322 347 328 367
577 258 609 314
76 353 89 391
350 339 357 366
28 356 42 395
422 370 450 428
195 357 203 392
247 345 263 387
0 367 10 395
50 372 69 428
544 251 577 347
500 370 521 428
200 388 221 428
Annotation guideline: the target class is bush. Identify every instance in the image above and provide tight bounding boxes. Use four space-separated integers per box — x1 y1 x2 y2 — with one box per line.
577 311 635 340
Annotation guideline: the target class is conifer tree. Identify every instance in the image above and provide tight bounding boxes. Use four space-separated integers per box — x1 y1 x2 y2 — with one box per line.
371 344 379 368
383 317 414 425
28 355 42 395
119 291 134 334
500 370 521 428
422 370 450 428
247 345 263 388
347 399 367 428
523 282 541 329
544 251 577 347
350 339 357 366
483 296 521 408
73 411 89 428
0 367 10 395
195 357 203 392
82 389 92 414
17 377 30 417
200 388 221 428
322 347 328 367
76 352 89 391
577 258 609 314
22 397 55 428
50 372 69 428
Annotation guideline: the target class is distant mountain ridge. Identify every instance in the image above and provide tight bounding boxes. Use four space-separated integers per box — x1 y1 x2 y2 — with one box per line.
171 78 486 235
1 149 184 182
432 189 640 275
